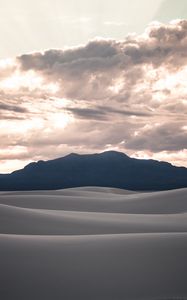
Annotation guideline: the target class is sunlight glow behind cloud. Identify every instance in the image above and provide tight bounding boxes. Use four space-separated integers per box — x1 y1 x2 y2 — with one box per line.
0 18 187 172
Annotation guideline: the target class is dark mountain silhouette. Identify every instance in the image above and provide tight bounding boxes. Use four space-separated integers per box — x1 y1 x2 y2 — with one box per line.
0 151 187 191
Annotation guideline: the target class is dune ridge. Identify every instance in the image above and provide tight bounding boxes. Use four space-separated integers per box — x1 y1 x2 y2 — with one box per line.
0 187 187 300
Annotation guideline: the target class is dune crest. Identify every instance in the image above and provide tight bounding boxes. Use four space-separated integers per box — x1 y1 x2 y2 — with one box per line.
0 187 187 300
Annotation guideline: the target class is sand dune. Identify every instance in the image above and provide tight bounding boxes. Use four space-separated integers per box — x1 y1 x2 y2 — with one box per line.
0 187 187 300
1 203 187 235
0 187 187 213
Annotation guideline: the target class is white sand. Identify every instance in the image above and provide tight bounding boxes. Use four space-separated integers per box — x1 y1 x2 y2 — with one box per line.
0 187 187 300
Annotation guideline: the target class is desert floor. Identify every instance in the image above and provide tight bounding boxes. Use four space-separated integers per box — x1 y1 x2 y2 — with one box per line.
0 187 187 300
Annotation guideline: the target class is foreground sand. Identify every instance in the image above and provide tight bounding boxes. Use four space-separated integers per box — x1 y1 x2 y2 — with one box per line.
0 187 187 300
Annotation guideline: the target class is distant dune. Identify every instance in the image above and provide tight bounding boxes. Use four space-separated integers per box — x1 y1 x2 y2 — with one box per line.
1 187 187 300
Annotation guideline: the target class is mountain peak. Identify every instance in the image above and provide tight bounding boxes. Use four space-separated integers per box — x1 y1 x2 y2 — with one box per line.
1 150 187 191
64 151 129 160
99 150 130 158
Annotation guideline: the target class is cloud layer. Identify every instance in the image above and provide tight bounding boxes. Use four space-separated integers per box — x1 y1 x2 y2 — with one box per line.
0 20 187 172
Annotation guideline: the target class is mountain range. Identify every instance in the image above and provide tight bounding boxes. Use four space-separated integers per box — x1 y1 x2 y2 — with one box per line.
0 151 187 191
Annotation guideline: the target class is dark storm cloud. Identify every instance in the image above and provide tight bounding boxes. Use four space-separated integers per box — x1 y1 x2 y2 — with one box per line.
66 107 107 121
67 106 151 120
103 106 152 117
0 102 28 113
126 122 187 152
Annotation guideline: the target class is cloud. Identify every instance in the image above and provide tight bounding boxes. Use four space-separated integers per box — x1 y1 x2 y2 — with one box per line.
66 105 151 120
66 107 107 121
0 20 187 171
18 19 187 72
0 102 28 113
16 20 187 103
126 122 187 152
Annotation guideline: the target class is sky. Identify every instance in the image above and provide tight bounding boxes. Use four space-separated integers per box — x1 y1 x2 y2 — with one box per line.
0 0 187 172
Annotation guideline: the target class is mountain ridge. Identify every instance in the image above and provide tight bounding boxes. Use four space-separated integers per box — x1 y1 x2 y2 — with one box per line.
0 151 187 191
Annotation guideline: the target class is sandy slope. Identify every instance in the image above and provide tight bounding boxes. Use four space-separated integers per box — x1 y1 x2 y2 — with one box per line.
0 187 187 300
